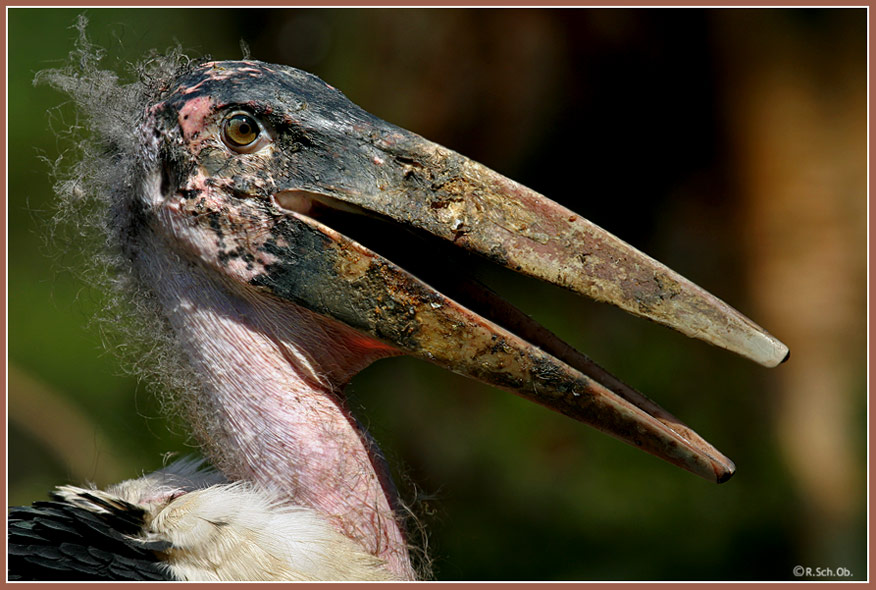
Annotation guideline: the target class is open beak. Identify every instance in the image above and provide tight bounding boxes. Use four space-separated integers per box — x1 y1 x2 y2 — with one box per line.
255 123 788 484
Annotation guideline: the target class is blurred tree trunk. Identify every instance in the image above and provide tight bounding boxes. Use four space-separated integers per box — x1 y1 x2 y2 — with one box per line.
715 9 866 567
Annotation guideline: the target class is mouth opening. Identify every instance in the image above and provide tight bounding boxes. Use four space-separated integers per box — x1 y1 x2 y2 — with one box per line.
273 189 498 317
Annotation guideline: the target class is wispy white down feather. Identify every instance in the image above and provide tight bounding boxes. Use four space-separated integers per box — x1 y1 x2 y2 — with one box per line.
148 483 396 581
56 458 395 581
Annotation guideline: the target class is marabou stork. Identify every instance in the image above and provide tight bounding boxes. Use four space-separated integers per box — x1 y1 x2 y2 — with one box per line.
9 42 788 581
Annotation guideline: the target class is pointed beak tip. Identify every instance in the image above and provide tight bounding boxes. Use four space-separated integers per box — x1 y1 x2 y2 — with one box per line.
714 459 736 484
716 469 735 484
763 342 791 368
745 333 790 368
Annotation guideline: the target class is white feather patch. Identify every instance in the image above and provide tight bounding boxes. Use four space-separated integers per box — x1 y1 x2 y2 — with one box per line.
147 483 396 581
56 458 395 581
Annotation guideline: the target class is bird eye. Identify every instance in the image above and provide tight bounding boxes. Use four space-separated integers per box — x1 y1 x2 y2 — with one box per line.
222 113 264 151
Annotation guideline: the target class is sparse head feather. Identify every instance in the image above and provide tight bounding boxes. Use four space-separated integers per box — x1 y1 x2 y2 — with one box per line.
35 16 209 440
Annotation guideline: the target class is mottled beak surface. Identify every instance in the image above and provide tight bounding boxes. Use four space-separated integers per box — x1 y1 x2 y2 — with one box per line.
153 60 789 483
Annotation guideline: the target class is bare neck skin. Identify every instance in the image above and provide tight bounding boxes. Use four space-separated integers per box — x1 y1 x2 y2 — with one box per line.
137 238 414 579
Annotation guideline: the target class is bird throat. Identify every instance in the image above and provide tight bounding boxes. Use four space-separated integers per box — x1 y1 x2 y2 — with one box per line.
137 233 414 579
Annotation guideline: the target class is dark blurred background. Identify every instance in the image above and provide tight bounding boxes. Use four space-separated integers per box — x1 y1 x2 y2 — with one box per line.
8 8 867 581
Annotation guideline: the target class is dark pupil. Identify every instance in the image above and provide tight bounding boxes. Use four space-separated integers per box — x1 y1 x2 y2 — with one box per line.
230 116 256 143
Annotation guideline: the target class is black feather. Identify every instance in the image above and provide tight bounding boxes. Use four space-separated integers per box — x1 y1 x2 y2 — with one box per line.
8 493 175 581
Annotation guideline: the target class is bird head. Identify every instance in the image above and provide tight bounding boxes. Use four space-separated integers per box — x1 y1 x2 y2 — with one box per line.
126 59 788 485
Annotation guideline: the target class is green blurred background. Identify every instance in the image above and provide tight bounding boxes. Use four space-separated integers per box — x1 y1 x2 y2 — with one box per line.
8 8 867 581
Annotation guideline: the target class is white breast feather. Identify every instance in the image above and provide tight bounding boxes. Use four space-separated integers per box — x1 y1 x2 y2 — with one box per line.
55 458 396 581
148 483 396 581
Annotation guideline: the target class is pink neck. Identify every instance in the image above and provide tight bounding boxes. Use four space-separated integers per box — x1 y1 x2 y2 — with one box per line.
143 245 413 579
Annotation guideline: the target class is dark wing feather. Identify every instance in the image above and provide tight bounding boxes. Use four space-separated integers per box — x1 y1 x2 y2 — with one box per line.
8 494 174 581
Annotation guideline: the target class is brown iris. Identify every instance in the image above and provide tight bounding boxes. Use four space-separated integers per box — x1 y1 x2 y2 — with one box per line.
223 113 260 148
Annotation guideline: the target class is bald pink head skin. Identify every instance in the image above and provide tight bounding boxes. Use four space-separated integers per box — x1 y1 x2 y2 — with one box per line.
136 63 415 578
